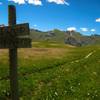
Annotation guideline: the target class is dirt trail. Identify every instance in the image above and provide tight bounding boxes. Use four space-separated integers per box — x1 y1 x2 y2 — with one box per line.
84 50 96 59
71 50 96 64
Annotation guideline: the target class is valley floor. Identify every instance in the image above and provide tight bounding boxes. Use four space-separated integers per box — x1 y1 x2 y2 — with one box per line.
0 42 100 100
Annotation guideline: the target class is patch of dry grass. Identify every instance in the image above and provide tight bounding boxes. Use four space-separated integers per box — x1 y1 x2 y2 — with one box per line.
18 48 69 59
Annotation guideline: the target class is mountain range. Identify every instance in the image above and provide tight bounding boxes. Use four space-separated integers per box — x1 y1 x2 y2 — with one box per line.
30 29 100 46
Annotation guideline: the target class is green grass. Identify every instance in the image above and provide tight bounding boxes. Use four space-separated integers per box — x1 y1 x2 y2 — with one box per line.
0 42 100 100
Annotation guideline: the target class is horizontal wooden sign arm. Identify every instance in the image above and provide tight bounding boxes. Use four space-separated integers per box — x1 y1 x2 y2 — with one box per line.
0 23 30 37
0 23 32 49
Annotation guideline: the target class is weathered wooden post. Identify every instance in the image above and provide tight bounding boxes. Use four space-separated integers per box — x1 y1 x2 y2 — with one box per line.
0 5 31 100
8 5 19 100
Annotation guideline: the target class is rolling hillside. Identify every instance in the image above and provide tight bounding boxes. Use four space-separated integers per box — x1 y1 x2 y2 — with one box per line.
30 29 100 46
30 29 65 43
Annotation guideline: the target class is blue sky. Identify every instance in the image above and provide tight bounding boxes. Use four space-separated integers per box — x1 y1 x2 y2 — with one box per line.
0 0 100 35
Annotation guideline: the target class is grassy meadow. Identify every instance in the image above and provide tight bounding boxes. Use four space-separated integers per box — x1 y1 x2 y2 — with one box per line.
0 41 100 100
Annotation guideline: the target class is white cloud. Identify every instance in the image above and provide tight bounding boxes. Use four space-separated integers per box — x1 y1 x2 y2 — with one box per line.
96 18 100 22
90 29 95 32
26 0 42 5
67 27 76 31
47 0 70 5
9 0 25 4
80 28 88 32
9 0 42 5
8 0 70 5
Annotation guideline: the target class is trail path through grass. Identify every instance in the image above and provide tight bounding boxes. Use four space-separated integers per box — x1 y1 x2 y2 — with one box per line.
71 50 96 63
84 50 96 59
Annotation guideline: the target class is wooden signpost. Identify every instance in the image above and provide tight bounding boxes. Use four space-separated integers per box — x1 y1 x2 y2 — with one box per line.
0 23 31 48
0 5 32 100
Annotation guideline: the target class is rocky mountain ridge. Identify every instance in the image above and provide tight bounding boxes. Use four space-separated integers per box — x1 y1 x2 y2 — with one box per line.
30 29 100 46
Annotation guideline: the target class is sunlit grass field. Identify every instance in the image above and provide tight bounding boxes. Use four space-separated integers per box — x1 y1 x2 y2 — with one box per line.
0 42 100 100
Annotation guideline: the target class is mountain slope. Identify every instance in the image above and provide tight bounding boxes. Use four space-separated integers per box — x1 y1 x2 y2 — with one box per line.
30 29 100 46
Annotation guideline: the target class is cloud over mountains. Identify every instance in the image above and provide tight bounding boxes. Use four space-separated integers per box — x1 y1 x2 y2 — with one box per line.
67 27 76 31
80 28 88 32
